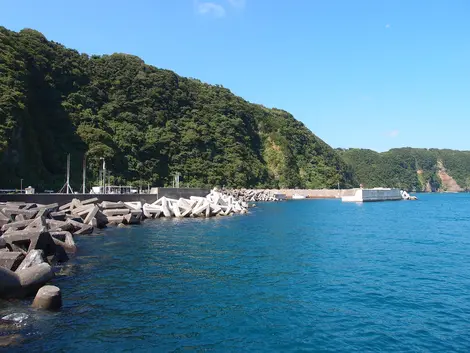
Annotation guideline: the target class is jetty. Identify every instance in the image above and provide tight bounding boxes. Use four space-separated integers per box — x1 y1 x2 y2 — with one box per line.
222 189 285 202
0 189 249 308
341 188 416 202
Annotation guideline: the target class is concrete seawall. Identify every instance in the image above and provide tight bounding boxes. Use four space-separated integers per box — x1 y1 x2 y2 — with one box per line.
265 188 359 199
0 188 210 206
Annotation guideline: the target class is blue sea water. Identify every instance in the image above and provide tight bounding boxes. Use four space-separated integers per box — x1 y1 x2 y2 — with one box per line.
3 193 470 352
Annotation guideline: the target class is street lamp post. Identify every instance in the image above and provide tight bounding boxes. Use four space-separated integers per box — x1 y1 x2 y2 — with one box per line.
20 179 23 193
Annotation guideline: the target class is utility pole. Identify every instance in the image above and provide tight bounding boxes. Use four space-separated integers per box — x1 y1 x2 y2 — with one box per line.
100 157 106 194
20 179 23 193
66 154 71 194
59 154 74 194
82 154 87 194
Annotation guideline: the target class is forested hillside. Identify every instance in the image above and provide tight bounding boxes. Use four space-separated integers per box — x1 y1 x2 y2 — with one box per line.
339 148 470 191
0 27 356 191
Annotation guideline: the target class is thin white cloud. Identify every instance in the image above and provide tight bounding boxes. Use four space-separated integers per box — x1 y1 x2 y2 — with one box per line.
385 24 391 29
387 130 400 138
197 2 226 17
227 0 246 8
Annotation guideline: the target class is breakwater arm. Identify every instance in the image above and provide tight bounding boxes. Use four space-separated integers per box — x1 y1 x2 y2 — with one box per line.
0 190 249 306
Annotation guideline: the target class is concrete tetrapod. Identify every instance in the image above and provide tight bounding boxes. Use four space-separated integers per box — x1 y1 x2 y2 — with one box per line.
31 285 62 311
16 250 45 271
0 267 21 298
17 262 54 297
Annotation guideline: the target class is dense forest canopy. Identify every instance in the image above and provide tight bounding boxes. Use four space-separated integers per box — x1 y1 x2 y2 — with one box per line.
339 148 470 192
0 27 356 191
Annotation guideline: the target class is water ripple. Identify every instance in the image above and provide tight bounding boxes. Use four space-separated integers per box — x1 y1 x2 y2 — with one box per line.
4 194 470 352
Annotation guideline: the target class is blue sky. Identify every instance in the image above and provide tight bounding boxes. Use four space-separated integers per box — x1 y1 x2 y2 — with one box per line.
1 0 469 151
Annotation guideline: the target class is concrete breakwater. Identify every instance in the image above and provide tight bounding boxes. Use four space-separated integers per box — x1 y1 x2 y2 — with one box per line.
222 189 284 202
0 190 249 325
223 188 359 201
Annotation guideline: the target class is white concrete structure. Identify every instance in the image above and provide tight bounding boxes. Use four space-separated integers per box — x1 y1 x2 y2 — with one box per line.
292 194 306 199
341 188 402 202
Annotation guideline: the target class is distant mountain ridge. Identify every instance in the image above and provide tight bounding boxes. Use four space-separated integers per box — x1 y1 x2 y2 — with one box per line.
0 26 355 190
338 148 470 192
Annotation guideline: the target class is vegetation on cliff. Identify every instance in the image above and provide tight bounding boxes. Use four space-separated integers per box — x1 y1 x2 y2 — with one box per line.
0 27 355 191
339 148 470 191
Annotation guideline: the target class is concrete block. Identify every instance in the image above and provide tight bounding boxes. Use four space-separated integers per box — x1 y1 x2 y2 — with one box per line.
46 219 75 232
124 211 142 225
16 250 45 272
2 208 37 220
28 232 58 258
58 201 73 211
50 211 66 221
102 208 130 216
123 214 132 224
161 197 172 218
37 203 59 217
65 214 83 223
81 197 99 205
192 200 209 216
32 285 62 311
150 197 164 206
0 267 21 298
72 204 95 217
224 205 232 216
5 202 26 209
0 252 25 271
70 198 82 210
67 220 93 235
172 204 182 217
83 205 99 225
17 263 54 297
1 219 33 232
100 201 126 209
94 211 108 228
124 202 142 210
107 216 124 225
143 204 162 218
50 231 76 253
210 204 222 215
2 230 42 247
25 216 47 232
181 207 192 218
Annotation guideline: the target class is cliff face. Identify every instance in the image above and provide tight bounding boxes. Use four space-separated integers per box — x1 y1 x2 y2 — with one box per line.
339 148 470 192
436 160 463 192
0 27 356 190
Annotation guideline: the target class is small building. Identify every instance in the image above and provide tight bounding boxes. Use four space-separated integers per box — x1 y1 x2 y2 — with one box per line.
25 186 35 194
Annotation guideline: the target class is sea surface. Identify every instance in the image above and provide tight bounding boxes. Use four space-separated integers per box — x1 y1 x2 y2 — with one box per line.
3 193 470 352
